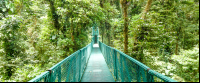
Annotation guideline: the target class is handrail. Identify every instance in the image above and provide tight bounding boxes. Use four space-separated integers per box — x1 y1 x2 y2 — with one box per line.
99 41 177 82
29 42 93 82
29 40 177 82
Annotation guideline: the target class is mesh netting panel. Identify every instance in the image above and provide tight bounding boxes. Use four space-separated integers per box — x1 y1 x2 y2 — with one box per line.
29 42 93 82
99 41 176 82
28 71 50 82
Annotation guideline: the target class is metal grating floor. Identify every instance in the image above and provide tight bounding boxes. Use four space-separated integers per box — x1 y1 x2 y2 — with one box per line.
81 44 115 82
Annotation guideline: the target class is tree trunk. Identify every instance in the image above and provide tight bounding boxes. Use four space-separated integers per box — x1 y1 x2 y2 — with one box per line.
123 7 128 54
48 0 60 30
105 21 111 45
71 20 74 44
115 0 121 11
120 0 130 54
100 0 104 8
132 0 153 62
99 0 104 43
141 0 153 20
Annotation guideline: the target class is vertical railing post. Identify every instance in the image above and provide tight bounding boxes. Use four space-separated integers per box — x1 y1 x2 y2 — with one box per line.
79 50 82 81
136 65 141 82
113 49 118 81
124 58 131 82
58 66 61 82
99 42 101 51
47 69 53 82
103 43 104 55
73 56 76 82
108 47 109 63
106 46 108 62
82 49 87 69
110 48 111 64
87 47 88 63
147 69 154 82
103 46 107 62
120 54 124 82
66 58 72 82
44 74 48 82
109 48 111 67
141 69 147 82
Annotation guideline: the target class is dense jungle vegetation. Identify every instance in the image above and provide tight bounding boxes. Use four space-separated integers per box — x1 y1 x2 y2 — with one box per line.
0 0 199 82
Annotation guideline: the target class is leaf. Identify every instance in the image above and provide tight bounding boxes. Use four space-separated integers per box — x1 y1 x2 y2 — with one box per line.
2 8 7 12
52 35 56 40
181 1 194 5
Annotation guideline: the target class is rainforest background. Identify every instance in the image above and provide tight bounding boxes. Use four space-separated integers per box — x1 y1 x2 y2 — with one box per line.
0 0 199 82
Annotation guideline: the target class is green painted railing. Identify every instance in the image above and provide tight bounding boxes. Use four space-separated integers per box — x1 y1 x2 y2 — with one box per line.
29 25 176 82
29 42 93 82
99 41 177 82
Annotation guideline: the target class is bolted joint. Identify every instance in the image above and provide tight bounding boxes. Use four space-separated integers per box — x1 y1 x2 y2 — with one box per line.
147 68 151 72
48 69 52 74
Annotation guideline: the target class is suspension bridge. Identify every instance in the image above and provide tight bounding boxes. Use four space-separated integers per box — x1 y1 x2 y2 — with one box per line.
29 26 177 82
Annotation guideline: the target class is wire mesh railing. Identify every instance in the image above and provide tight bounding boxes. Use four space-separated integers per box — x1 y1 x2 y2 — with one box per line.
29 42 93 82
99 41 177 82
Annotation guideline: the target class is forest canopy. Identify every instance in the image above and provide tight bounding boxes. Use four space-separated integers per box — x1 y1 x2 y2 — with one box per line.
0 0 199 82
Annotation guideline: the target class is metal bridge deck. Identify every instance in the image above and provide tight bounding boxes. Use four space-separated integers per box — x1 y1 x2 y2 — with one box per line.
81 44 115 82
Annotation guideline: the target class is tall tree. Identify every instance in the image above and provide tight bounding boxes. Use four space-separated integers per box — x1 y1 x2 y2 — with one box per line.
141 0 153 20
120 0 130 54
48 0 60 31
132 0 153 62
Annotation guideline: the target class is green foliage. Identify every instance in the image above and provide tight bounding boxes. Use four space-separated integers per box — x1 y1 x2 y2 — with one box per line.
0 0 114 82
171 45 199 82
0 15 27 79
101 0 199 82
143 44 199 82
9 64 45 82
0 0 199 82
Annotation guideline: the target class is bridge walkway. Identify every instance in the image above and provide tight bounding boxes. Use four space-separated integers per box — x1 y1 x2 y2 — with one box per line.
81 44 115 82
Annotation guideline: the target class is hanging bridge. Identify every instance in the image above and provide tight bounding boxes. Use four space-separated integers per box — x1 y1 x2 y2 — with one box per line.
29 27 177 82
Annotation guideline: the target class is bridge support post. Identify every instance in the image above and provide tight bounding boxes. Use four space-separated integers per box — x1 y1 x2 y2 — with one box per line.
124 58 131 82
44 73 49 82
47 69 53 82
120 54 124 82
113 49 118 81
65 58 72 82
73 56 76 82
136 65 141 82
141 69 147 82
79 50 82 82
147 69 154 82
58 66 61 82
